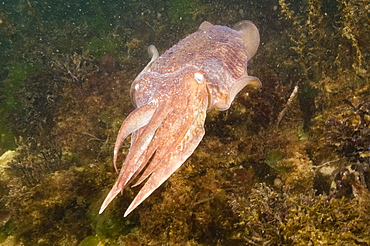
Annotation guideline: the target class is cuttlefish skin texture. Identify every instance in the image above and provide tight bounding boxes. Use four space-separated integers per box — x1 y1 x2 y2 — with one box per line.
100 20 261 217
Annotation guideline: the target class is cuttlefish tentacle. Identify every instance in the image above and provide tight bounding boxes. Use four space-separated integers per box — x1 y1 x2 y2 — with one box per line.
132 99 206 187
125 94 208 216
101 67 209 216
100 101 174 214
124 128 158 185
124 126 205 217
119 100 175 180
113 104 156 173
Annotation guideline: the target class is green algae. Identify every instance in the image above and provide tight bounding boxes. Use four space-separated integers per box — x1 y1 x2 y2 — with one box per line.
1 63 35 111
0 62 37 154
87 35 121 59
265 149 285 171
169 0 203 24
230 184 370 245
77 236 100 246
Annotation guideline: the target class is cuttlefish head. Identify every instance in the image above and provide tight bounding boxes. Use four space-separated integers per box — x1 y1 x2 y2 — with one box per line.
100 65 209 217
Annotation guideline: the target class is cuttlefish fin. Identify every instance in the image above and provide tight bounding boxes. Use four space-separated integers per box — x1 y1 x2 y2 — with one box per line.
213 75 261 111
113 104 156 173
228 75 261 106
130 45 159 107
143 45 159 71
233 20 260 61
199 21 213 30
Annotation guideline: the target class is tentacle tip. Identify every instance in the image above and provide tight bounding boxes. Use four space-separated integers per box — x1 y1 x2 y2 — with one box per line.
99 197 111 214
99 184 121 215
123 201 138 217
122 199 132 216
98 206 106 214
113 162 119 174
123 208 132 217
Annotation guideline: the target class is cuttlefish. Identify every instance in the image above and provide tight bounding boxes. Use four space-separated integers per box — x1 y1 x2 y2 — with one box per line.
100 20 261 217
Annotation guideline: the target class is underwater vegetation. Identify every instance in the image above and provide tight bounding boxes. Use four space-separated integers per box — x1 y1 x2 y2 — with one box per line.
0 62 37 153
0 0 369 245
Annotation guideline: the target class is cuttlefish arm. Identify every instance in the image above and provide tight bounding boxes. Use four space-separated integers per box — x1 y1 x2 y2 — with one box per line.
100 68 208 216
125 102 207 217
122 72 208 216
100 101 172 214
100 46 162 215
112 45 160 173
112 104 156 173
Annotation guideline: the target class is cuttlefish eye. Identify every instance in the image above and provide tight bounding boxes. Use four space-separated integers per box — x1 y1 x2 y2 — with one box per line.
194 72 204 83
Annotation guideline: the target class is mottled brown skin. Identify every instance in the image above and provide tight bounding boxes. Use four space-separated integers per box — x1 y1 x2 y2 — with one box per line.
100 21 261 217
151 25 247 108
